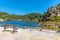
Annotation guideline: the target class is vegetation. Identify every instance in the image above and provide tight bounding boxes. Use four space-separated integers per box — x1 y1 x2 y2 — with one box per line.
0 12 43 22
0 3 60 30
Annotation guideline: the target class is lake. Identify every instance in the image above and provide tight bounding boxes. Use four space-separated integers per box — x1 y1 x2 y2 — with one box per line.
0 20 41 28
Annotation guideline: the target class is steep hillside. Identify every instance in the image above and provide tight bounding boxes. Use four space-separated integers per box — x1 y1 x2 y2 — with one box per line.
46 3 60 16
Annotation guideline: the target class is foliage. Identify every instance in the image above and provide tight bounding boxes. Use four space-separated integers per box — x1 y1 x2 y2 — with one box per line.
21 13 43 22
0 3 60 30
0 12 43 22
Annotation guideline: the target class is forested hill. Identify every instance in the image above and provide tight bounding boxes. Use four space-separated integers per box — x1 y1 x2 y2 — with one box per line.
21 13 43 21
0 12 21 20
0 12 43 21
0 3 60 21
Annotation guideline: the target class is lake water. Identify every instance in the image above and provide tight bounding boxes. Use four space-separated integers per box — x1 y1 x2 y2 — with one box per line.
0 20 41 28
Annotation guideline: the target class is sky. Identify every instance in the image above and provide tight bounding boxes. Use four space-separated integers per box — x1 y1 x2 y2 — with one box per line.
0 0 60 15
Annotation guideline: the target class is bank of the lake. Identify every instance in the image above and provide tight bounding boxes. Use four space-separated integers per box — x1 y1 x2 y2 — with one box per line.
0 20 41 28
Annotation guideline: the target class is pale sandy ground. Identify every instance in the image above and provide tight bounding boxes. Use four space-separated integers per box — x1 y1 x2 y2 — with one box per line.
0 27 60 40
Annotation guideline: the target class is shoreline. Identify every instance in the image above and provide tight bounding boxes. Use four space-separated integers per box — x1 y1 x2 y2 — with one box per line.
0 27 57 32
0 27 60 40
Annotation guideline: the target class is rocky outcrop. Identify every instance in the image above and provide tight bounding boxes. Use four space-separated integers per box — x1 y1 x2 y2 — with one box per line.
47 4 60 16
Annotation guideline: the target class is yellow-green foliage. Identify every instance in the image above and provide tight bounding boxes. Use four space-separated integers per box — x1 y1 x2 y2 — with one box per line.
44 26 59 31
56 16 60 21
49 16 60 22
50 16 55 21
40 21 60 30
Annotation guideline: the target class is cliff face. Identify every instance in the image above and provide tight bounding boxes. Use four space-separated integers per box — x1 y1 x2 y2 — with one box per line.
42 4 60 21
46 4 60 16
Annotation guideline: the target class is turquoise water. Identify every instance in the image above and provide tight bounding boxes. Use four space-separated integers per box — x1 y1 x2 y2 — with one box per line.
0 20 41 28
